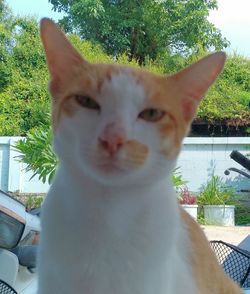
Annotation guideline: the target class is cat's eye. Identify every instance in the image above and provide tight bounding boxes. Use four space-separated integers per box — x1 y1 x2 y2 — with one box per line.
75 95 100 111
139 108 165 122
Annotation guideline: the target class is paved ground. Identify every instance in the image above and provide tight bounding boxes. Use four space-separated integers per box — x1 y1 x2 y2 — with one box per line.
202 225 250 248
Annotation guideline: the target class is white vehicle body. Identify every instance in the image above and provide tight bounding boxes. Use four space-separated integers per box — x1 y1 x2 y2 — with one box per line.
0 190 40 293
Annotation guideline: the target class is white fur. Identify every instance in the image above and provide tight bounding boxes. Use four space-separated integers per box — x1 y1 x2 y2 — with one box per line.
38 72 197 294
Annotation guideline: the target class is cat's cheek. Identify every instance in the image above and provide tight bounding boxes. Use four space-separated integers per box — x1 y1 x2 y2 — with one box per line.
156 124 179 160
159 131 183 160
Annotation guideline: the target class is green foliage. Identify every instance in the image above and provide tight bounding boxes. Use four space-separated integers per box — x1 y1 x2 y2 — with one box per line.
0 3 14 91
25 195 44 210
203 53 250 120
222 53 250 91
197 208 205 225
198 78 249 121
235 205 250 225
50 0 228 63
68 34 113 64
172 167 188 191
14 125 58 184
198 175 237 206
0 10 51 136
0 1 248 137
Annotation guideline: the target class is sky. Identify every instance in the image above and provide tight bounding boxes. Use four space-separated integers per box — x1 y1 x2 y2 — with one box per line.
208 0 250 57
5 0 250 57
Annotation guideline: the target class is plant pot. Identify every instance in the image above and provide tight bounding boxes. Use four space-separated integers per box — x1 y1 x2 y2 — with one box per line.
204 205 235 226
181 204 198 220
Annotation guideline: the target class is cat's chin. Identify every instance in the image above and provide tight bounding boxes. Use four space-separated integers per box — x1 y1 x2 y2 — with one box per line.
84 162 142 187
88 171 134 187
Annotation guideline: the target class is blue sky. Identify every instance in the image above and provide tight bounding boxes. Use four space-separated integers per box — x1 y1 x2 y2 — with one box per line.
6 0 250 57
208 0 250 57
6 0 63 21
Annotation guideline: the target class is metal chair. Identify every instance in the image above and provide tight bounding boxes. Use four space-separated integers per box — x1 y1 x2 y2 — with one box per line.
0 280 17 294
210 240 250 288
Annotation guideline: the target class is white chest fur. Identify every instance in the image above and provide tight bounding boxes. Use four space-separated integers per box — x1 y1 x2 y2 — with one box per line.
38 167 197 294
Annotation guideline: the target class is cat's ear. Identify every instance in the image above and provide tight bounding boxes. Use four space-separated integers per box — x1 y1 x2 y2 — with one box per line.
171 52 226 122
40 18 88 89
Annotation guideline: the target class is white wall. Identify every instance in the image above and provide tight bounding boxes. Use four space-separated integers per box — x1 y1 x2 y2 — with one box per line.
179 137 250 192
0 137 249 193
0 137 49 193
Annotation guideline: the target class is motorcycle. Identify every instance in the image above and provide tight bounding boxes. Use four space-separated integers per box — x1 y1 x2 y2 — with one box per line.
0 189 40 293
225 150 250 181
221 150 250 293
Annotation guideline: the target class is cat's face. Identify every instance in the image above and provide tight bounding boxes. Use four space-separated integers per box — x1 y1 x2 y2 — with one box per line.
48 65 184 185
40 19 225 186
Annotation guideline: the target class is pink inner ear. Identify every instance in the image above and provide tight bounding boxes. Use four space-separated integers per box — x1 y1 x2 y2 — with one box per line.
181 98 197 122
49 77 62 97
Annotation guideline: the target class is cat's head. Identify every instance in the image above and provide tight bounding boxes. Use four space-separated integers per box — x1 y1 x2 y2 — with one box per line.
40 19 225 186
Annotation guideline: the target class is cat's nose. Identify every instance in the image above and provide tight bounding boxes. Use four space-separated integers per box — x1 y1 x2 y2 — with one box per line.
98 136 125 156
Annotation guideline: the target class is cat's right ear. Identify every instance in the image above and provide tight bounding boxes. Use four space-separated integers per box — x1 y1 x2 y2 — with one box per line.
169 52 226 122
40 18 88 91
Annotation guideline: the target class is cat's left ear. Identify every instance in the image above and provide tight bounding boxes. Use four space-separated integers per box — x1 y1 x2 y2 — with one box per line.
170 52 226 122
40 18 89 95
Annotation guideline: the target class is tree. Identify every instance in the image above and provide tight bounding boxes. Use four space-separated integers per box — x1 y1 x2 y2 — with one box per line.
0 13 51 135
0 0 14 91
49 0 229 63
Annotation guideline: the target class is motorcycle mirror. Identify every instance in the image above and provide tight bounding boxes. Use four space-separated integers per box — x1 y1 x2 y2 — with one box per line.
0 207 25 249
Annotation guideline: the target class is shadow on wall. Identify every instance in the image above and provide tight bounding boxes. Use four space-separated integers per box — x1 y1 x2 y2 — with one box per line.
207 159 216 179
225 174 250 192
201 159 250 207
225 174 250 209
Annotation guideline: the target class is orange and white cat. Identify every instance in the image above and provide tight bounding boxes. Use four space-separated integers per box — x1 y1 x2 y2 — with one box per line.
38 18 242 294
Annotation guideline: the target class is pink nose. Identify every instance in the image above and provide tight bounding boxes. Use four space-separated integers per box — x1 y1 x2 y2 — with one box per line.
98 136 124 156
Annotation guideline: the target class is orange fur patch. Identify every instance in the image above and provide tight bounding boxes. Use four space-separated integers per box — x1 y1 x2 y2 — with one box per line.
180 208 243 294
125 140 149 166
126 72 191 158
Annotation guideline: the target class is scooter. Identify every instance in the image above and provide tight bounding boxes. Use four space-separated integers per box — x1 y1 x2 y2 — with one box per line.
0 189 40 293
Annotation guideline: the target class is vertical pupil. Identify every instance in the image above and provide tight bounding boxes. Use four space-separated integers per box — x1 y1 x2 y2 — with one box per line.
151 109 156 117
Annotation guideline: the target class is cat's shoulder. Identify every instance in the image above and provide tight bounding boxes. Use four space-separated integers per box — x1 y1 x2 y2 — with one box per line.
180 207 243 294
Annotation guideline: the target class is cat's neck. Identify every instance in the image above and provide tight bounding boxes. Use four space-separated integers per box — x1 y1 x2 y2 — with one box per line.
55 162 174 199
46 161 187 294
51 162 178 222
48 165 180 245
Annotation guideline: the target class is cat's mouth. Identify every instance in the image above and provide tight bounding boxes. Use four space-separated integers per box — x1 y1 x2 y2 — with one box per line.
96 160 126 173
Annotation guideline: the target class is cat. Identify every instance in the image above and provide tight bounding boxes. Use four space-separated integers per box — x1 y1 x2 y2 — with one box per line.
38 18 243 294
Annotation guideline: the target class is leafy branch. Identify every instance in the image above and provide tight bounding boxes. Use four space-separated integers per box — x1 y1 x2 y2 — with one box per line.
14 125 58 184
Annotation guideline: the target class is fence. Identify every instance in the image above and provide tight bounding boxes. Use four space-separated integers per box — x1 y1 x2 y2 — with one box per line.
0 137 249 194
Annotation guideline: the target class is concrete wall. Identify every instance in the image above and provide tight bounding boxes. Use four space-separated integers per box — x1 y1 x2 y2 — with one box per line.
179 137 250 192
0 137 249 194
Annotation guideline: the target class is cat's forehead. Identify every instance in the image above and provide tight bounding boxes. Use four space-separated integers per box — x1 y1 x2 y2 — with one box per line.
99 70 145 105
93 65 166 105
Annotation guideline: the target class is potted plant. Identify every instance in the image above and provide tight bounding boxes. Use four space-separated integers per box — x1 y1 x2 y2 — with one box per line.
179 186 198 220
198 175 237 226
